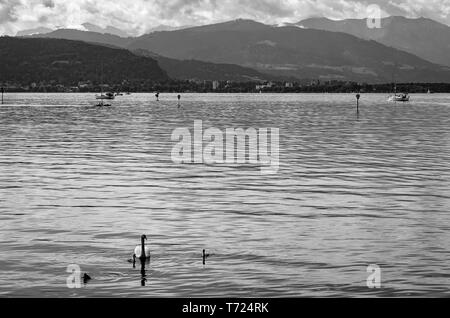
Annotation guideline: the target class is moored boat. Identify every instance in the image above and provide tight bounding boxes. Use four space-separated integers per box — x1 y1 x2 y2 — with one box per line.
95 100 112 107
388 93 410 102
96 92 115 100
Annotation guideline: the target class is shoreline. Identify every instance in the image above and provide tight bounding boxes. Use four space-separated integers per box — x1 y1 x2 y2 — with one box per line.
1 91 448 94
3 83 450 94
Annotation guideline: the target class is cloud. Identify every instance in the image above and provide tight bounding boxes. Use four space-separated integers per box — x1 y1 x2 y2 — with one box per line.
387 0 450 20
1 0 450 36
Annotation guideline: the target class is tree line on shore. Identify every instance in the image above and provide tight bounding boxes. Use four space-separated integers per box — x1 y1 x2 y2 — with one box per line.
1 80 450 93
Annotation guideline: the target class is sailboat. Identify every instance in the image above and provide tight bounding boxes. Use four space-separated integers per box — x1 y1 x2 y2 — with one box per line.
388 85 410 102
95 64 113 106
96 92 115 100
388 63 410 102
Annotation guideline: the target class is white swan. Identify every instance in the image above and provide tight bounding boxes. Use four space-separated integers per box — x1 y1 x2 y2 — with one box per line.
133 235 150 262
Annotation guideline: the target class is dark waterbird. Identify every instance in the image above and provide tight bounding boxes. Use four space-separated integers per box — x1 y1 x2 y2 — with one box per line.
82 273 91 284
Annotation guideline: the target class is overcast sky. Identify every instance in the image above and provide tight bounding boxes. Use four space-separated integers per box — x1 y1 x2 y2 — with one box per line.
1 0 450 35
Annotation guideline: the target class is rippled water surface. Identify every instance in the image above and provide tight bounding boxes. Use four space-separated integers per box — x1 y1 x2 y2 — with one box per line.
0 93 449 297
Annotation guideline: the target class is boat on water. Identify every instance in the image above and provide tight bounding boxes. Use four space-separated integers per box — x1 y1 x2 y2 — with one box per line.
94 63 114 105
388 66 410 102
388 93 410 102
96 92 115 100
95 100 112 107
388 82 410 102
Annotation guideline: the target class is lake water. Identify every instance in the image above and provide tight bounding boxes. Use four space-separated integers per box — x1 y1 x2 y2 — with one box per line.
0 93 449 297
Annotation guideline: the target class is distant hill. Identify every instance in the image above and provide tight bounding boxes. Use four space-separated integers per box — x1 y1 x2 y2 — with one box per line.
296 16 450 67
147 25 196 33
16 27 53 37
16 23 131 38
0 37 168 85
133 49 279 82
82 23 130 38
30 29 133 48
125 19 450 83
30 27 284 82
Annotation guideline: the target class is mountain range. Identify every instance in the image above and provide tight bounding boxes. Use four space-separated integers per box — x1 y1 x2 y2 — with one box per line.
16 27 54 37
10 17 450 83
30 29 134 48
24 29 281 82
146 25 196 33
15 23 195 38
296 16 450 67
81 23 130 38
16 23 131 38
123 19 450 83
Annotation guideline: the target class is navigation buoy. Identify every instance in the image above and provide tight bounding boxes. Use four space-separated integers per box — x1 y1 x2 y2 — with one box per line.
356 93 361 113
202 249 210 265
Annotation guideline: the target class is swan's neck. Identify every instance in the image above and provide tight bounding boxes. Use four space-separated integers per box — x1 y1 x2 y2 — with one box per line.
141 238 146 258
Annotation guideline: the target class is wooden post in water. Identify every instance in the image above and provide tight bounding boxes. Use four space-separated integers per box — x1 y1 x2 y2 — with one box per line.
1 86 4 105
356 93 361 113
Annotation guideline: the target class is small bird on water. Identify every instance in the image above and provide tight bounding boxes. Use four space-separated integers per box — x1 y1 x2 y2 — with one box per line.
83 273 92 284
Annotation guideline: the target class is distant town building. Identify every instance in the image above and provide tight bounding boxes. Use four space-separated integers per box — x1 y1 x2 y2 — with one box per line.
256 82 275 90
309 80 320 86
212 81 220 90
78 81 92 89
